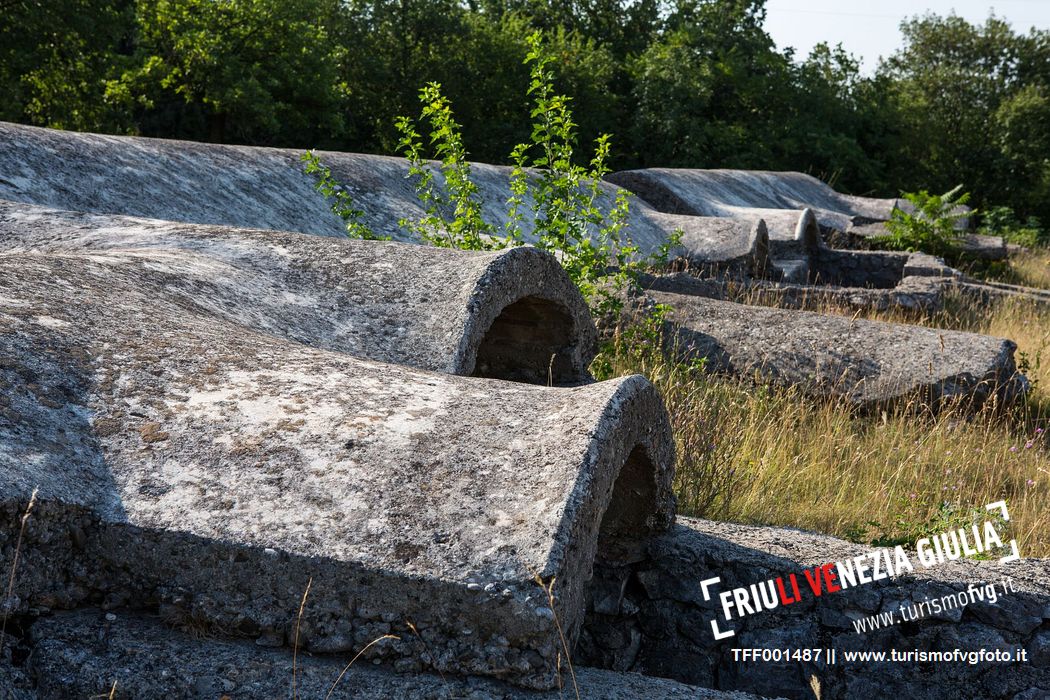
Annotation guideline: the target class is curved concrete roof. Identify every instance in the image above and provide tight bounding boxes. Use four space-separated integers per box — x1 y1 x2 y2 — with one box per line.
0 239 675 687
647 290 1023 406
0 122 763 273
0 199 597 385
606 168 897 240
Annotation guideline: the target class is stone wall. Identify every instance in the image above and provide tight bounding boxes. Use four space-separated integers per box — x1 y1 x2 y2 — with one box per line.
578 518 1050 700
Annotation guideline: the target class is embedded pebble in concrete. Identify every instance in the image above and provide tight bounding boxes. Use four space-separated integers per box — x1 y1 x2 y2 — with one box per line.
24 609 766 700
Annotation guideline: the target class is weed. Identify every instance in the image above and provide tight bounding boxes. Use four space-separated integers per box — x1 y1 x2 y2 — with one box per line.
301 151 386 240
291 576 312 700
532 574 579 700
595 286 1050 555
396 85 506 250
981 205 1047 249
875 185 972 257
0 489 38 658
324 634 400 700
307 31 678 316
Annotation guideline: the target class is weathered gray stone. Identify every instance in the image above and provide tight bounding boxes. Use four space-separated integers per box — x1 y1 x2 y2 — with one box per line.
640 270 949 314
659 215 771 278
577 517 1050 700
0 122 348 237
605 168 897 238
0 246 675 688
22 609 766 700
0 199 596 385
955 279 1050 308
0 121 742 269
643 290 1024 406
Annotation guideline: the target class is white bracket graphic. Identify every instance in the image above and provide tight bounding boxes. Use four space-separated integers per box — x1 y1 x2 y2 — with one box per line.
985 500 1021 563
700 576 736 640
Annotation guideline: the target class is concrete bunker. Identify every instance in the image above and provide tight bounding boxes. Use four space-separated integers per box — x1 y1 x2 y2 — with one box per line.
0 243 675 691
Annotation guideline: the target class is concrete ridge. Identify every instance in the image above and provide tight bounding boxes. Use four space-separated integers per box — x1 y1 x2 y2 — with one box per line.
642 290 1025 407
0 198 597 385
0 121 765 272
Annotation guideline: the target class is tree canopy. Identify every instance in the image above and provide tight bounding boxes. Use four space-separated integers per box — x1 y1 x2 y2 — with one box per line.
2 0 1048 221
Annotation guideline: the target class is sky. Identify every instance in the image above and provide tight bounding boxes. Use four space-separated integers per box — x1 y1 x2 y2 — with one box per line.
763 0 1050 72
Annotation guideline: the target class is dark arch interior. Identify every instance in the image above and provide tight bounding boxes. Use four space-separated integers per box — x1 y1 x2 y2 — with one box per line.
595 444 658 566
472 296 578 385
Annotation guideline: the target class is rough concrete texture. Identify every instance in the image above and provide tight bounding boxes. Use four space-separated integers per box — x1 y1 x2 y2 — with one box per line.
957 278 1050 307
0 121 755 271
606 168 897 238
742 276 950 313
810 248 909 289
661 216 771 278
0 246 676 688
644 290 1023 406
578 517 1050 700
762 209 823 283
0 199 596 385
641 271 949 315
0 122 348 236
15 609 766 700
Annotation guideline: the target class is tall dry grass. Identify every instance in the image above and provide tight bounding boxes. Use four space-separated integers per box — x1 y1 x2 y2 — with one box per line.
962 248 1050 290
597 263 1050 555
1008 249 1050 289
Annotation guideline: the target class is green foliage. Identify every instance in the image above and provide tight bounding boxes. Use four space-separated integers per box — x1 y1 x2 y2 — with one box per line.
107 0 349 144
300 151 386 240
389 33 664 313
395 84 505 250
850 500 1007 554
0 0 134 130
981 206 1048 249
5 1 1050 225
511 32 636 309
880 14 1050 223
876 186 973 256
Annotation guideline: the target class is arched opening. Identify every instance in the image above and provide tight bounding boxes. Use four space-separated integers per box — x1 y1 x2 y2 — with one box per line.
472 296 578 385
576 444 662 670
595 445 658 565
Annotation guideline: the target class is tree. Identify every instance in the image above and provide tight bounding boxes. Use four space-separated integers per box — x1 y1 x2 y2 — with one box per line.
994 84 1050 221
109 0 349 145
0 0 135 131
627 0 799 169
878 13 1050 218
